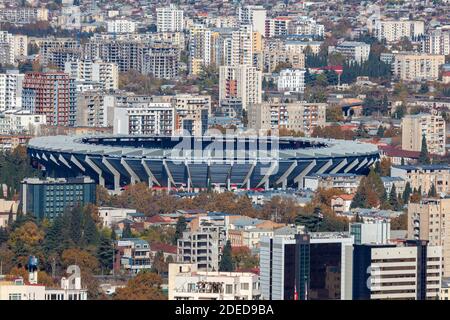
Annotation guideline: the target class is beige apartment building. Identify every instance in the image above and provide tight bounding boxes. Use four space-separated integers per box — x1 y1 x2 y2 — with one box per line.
391 165 450 195
247 99 326 136
401 113 446 156
393 52 445 81
408 198 450 277
371 19 424 42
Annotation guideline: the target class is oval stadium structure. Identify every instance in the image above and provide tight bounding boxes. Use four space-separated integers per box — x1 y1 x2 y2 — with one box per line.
27 135 380 191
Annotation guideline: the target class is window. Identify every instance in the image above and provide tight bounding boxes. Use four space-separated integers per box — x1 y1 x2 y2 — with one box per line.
226 284 233 294
241 283 249 290
9 293 21 300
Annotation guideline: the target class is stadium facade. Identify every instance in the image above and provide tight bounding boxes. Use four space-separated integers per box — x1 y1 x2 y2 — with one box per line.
27 135 379 192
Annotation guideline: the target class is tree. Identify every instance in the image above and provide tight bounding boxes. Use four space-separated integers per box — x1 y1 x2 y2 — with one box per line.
231 247 258 270
83 210 99 246
391 213 407 230
151 251 167 275
419 134 431 165
113 271 166 300
389 184 401 211
219 240 234 272
122 223 132 239
428 183 437 197
97 232 114 273
402 182 412 204
69 205 83 246
173 217 187 245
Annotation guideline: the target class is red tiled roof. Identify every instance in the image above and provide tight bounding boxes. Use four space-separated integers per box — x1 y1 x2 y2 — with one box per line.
151 242 177 254
145 215 168 224
332 194 355 201
379 145 420 159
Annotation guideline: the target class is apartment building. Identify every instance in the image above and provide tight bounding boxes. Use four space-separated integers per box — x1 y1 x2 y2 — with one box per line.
219 65 262 110
277 69 306 93
0 70 24 112
391 164 450 195
393 52 445 81
304 173 363 193
171 94 210 136
353 241 442 300
331 41 371 64
408 198 450 277
350 221 391 245
0 32 27 64
156 4 184 32
401 113 446 156
22 72 76 127
113 103 174 136
106 20 136 34
168 263 261 300
422 29 450 56
65 59 119 91
265 17 292 38
248 99 326 136
189 24 213 75
238 5 266 36
116 238 152 274
0 7 48 24
0 110 46 135
371 19 424 42
177 226 221 272
76 91 109 128
37 38 81 68
139 44 180 79
294 17 324 37
230 24 262 68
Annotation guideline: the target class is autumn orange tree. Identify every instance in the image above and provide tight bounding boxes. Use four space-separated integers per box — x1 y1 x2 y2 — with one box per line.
114 271 166 300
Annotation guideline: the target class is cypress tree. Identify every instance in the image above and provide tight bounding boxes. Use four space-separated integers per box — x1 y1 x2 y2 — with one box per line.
402 182 412 203
83 211 99 246
122 223 132 238
219 240 234 272
97 233 113 272
419 135 431 165
173 216 187 245
70 205 83 246
428 183 437 197
389 184 401 211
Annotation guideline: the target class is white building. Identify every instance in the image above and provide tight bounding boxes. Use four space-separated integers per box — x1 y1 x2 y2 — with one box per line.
238 5 266 36
98 207 138 228
331 41 371 64
231 24 256 67
294 17 324 37
113 103 175 136
349 221 391 245
156 4 184 32
422 29 450 56
277 69 306 93
168 263 261 300
0 110 46 135
0 70 24 112
371 19 424 42
106 20 136 33
64 59 119 91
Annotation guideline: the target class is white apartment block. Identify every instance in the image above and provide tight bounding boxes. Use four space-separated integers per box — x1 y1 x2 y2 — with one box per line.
265 17 292 38
393 52 445 81
156 4 184 32
294 17 324 37
177 229 220 272
401 113 446 156
371 19 424 42
231 24 256 67
332 41 371 64
168 263 261 300
238 5 266 36
65 59 119 91
113 103 175 136
277 68 306 93
106 20 137 33
219 65 262 111
422 29 450 56
367 243 441 300
0 110 46 135
248 100 326 136
0 70 24 112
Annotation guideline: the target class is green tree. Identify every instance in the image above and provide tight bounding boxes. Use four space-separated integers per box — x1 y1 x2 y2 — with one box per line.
122 223 132 239
83 210 99 246
173 216 187 245
402 182 412 204
97 232 113 273
219 240 234 272
389 184 401 211
69 205 83 246
419 135 431 165
428 183 437 197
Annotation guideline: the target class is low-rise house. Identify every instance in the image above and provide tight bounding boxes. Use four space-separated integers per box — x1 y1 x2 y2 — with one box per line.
98 207 137 228
331 194 355 215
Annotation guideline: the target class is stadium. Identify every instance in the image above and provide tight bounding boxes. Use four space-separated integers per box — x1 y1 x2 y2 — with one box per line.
27 135 379 191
